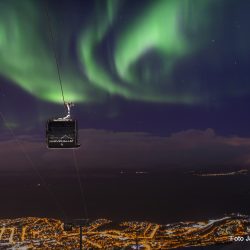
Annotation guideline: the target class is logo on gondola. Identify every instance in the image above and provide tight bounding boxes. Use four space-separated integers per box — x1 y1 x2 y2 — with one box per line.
59 135 74 143
50 135 74 143
61 135 73 140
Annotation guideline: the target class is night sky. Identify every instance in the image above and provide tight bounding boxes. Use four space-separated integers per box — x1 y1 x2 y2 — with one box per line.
1 0 250 221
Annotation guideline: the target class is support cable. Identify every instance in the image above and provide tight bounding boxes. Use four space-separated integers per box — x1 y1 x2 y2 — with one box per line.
44 1 89 221
44 1 65 105
72 149 89 219
0 112 68 220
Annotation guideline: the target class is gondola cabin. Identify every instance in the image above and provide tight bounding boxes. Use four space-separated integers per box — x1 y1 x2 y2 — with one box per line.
46 119 80 148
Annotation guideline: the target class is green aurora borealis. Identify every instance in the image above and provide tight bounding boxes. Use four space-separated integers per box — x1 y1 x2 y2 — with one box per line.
0 0 248 104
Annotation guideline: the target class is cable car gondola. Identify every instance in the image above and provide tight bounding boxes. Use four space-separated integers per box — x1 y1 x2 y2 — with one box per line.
46 102 80 149
45 5 80 149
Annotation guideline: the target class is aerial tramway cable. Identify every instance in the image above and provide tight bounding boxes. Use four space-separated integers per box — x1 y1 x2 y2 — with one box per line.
44 2 65 106
0 111 67 220
44 1 89 220
72 149 89 219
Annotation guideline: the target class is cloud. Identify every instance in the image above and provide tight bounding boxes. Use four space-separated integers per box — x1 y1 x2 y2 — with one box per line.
1 128 250 172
